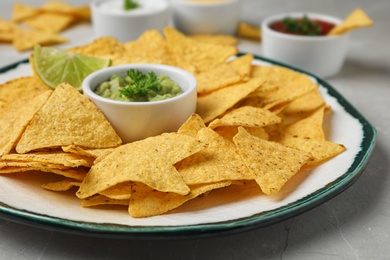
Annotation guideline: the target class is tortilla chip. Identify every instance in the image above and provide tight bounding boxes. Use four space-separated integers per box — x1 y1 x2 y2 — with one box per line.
328 8 374 35
238 22 261 41
196 78 265 123
177 113 206 137
282 90 326 116
128 181 231 218
16 83 122 153
228 54 254 79
189 34 238 46
11 3 40 22
164 27 238 74
208 106 282 129
0 18 21 42
177 127 253 184
76 133 207 199
81 195 129 207
12 29 68 52
42 179 81 191
0 90 51 156
23 12 76 33
233 127 311 195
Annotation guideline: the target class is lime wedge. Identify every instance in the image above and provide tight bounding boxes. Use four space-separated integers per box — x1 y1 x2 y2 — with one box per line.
33 44 111 91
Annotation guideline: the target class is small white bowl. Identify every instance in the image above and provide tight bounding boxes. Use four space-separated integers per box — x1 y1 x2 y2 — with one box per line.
82 64 197 143
261 12 350 78
170 0 241 35
91 0 169 42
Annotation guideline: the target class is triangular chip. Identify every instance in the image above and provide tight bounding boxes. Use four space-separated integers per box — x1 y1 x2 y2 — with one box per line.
128 181 231 218
328 8 374 35
11 3 40 22
76 133 207 199
0 90 51 156
208 106 282 129
233 127 311 195
12 29 68 52
23 12 77 33
177 113 206 137
16 83 122 153
177 127 253 184
196 78 264 123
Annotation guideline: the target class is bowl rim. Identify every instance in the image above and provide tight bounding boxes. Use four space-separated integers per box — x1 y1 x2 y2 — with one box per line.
170 0 240 7
82 63 198 107
91 0 169 17
261 12 345 40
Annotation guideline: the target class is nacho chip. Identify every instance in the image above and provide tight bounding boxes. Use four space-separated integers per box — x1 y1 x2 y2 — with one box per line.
228 54 254 79
128 181 231 218
99 182 132 200
42 179 81 191
76 133 207 199
233 127 312 195
41 1 91 21
238 22 261 41
164 27 238 73
328 8 374 35
12 29 68 52
177 113 206 137
81 195 129 207
0 90 51 156
11 3 40 22
208 106 282 129
0 166 87 181
196 63 242 94
23 12 76 33
215 126 269 142
196 78 265 123
177 127 253 184
282 90 325 116
16 83 122 153
189 34 238 46
0 18 21 42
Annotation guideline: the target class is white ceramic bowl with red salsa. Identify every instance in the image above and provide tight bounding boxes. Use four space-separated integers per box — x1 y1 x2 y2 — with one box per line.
82 64 197 143
170 0 241 35
90 0 169 42
261 12 349 78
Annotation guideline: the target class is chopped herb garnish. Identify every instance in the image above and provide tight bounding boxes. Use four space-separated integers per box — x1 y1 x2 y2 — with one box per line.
119 69 162 101
123 0 139 11
283 15 322 36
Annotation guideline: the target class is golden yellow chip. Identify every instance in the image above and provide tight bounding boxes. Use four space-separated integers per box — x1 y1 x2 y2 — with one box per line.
128 181 232 218
276 106 327 141
237 22 261 41
1 151 93 168
276 136 346 165
208 106 282 129
12 29 68 52
196 78 265 123
42 179 81 191
123 29 175 65
282 90 325 116
189 34 238 46
177 113 206 137
69 36 127 65
0 166 87 181
81 195 129 207
0 18 21 42
0 90 51 156
233 127 312 195
196 63 242 94
76 133 207 199
61 145 115 159
228 54 254 79
41 1 91 21
11 3 40 22
23 12 76 33
214 126 269 142
164 27 238 73
16 83 122 154
99 182 131 200
177 127 253 185
329 8 374 35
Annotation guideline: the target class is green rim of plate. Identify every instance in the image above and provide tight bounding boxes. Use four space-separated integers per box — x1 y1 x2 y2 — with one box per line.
0 55 377 240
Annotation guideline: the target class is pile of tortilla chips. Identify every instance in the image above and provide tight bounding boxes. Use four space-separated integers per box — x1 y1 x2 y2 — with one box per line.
0 1 90 51
0 27 346 218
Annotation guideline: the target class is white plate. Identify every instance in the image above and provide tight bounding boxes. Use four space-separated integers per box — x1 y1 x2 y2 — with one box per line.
0 55 376 239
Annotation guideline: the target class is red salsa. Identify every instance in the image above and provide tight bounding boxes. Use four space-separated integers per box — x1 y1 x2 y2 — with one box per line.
269 16 336 36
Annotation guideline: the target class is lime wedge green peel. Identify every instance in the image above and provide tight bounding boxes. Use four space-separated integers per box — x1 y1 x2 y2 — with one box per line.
33 44 111 91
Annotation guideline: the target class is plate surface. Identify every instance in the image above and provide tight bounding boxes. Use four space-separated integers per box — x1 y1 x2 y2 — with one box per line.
0 55 376 239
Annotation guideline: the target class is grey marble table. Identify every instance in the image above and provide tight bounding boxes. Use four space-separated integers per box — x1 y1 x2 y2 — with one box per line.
0 0 389 259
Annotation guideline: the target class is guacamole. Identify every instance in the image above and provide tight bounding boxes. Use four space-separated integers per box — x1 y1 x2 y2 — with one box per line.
94 69 183 102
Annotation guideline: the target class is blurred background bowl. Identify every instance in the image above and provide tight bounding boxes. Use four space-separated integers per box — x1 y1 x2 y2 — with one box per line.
82 63 197 143
91 0 169 42
170 0 241 35
261 12 349 78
